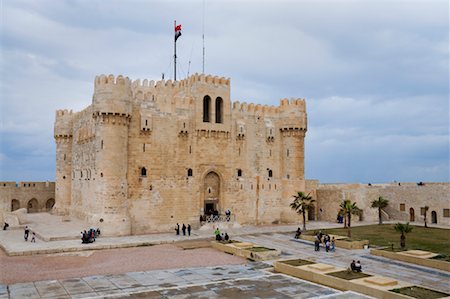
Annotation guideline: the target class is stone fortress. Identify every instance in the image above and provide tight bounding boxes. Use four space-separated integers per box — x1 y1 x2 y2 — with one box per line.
52 73 307 236
1 74 449 235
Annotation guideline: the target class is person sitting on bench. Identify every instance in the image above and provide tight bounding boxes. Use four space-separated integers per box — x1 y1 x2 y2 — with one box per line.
354 260 362 272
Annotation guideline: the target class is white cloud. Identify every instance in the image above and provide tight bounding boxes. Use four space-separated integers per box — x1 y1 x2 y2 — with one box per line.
0 0 448 183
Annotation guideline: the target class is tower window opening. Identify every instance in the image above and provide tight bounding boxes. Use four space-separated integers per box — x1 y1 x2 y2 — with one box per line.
269 149 272 157
187 168 193 177
238 147 240 156
64 154 66 161
215 97 223 123
101 140 104 149
80 171 83 178
141 167 147 177
268 169 273 178
189 145 192 154
287 149 289 157
145 120 148 126
203 95 211 122
143 143 145 152
237 169 242 177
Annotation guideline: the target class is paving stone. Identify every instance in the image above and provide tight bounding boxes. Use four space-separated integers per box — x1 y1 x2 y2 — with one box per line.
83 275 118 291
34 280 68 298
8 283 40 299
126 271 160 286
60 278 94 295
105 274 142 289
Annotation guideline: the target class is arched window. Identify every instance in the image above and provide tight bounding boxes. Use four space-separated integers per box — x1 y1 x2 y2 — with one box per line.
141 167 147 177
268 169 273 178
237 169 242 177
215 97 223 123
188 168 193 177
203 96 211 122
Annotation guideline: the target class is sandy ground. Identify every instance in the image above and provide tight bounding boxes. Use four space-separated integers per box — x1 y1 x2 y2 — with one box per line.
0 241 245 285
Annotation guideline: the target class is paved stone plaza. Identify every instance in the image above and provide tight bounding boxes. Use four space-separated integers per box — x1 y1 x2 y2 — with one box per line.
1 264 372 299
1 215 449 298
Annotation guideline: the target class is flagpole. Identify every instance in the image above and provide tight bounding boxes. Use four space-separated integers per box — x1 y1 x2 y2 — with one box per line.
174 20 177 81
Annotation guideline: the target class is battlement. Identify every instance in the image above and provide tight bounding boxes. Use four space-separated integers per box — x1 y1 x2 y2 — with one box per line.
279 98 306 112
131 73 230 91
231 98 306 118
94 74 131 88
55 109 74 138
0 181 55 190
56 109 73 117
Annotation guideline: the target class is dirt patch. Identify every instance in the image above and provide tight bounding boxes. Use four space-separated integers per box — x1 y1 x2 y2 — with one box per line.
0 243 245 285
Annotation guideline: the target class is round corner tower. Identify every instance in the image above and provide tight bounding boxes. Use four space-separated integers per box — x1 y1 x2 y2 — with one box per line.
54 109 74 215
91 74 132 236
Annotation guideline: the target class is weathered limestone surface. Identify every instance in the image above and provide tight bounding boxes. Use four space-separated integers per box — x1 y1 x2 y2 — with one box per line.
0 182 55 223
54 74 308 236
311 182 450 225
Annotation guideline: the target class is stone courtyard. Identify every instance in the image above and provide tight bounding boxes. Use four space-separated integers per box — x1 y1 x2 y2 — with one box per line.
1 213 449 298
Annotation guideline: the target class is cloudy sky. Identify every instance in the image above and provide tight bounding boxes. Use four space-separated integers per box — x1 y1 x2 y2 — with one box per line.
0 0 448 183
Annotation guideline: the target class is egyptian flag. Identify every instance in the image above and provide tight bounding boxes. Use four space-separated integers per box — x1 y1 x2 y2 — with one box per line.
175 24 182 41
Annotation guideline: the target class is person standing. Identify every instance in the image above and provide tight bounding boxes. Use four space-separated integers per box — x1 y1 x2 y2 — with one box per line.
331 237 336 252
175 223 180 235
24 226 30 241
214 227 221 240
31 232 36 243
182 224 186 236
187 224 191 236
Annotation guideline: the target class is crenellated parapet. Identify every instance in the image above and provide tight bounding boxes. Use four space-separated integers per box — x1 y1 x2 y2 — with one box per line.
54 109 74 141
130 73 230 114
93 74 132 117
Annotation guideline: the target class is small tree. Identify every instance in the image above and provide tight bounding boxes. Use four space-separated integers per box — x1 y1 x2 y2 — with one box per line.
290 192 315 231
394 222 413 249
371 196 389 225
340 200 361 238
422 206 429 228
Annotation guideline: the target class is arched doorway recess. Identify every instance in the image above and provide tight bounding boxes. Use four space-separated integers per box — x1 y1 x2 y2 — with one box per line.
431 211 437 224
204 171 220 215
27 198 39 213
409 208 415 222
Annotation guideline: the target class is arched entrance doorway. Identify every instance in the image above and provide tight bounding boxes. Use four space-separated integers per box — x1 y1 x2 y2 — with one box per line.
204 171 220 215
27 198 39 213
431 211 437 224
11 199 20 211
409 208 415 222
308 206 315 220
46 198 55 211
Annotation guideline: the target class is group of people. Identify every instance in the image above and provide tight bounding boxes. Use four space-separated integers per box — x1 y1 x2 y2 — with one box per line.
175 223 191 236
24 226 36 242
81 228 101 244
314 231 335 252
350 260 363 272
214 227 230 241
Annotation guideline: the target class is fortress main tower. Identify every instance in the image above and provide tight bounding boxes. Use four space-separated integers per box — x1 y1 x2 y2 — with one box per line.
54 74 308 236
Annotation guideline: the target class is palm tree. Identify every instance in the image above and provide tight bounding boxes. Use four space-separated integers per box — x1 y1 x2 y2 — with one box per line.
340 200 361 238
422 206 429 228
371 196 389 225
394 222 413 249
290 192 315 231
